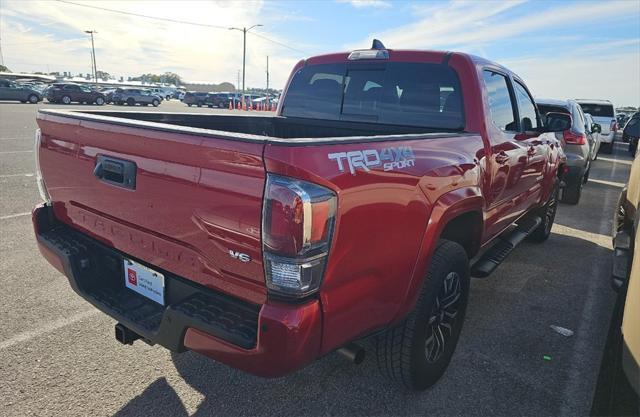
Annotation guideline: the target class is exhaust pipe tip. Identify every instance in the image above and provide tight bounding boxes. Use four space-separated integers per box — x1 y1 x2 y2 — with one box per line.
337 343 366 365
115 323 140 345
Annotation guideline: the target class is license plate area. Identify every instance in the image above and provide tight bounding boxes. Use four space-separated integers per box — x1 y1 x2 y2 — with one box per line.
124 258 165 305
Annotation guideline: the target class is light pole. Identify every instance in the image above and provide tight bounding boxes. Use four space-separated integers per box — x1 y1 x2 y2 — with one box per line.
85 30 98 87
228 24 262 97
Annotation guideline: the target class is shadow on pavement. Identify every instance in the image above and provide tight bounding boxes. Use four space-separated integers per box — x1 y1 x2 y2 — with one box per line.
111 228 619 417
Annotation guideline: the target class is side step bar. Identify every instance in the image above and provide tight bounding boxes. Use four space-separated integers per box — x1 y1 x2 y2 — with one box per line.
471 216 542 278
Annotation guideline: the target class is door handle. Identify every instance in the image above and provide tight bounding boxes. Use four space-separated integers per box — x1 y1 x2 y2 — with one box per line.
495 151 509 164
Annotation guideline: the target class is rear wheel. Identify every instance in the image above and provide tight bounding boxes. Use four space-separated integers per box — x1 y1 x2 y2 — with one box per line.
152 99 159 107
376 240 469 390
28 94 39 104
126 98 135 106
95 97 105 105
561 178 582 205
61 95 71 105
529 180 559 242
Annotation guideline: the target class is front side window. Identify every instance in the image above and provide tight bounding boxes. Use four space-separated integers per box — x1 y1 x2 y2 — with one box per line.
482 70 517 131
282 62 464 130
513 81 539 131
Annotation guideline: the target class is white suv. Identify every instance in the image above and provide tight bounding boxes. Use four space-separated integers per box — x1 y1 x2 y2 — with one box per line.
576 99 617 154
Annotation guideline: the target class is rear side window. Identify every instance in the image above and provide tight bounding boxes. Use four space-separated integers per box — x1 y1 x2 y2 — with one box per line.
482 70 517 131
513 81 539 131
578 103 614 118
626 117 640 136
282 63 464 130
537 104 569 115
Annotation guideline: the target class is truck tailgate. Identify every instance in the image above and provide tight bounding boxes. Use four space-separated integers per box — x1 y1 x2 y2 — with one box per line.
37 112 267 304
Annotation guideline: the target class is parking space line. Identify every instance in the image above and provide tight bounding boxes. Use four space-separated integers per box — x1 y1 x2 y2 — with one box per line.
0 150 33 154
597 157 632 165
0 173 34 178
0 310 99 350
0 212 31 220
589 178 625 188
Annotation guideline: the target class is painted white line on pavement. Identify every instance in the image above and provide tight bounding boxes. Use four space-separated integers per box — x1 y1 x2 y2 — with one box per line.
559 149 622 416
0 150 33 154
0 212 31 220
588 178 625 188
597 157 632 165
0 310 99 350
0 173 34 178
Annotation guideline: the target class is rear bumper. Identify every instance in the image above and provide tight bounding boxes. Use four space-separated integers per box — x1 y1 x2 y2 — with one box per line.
600 132 615 144
32 203 322 378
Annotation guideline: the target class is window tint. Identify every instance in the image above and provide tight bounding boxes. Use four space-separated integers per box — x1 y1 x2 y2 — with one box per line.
578 103 614 118
573 104 586 133
282 62 464 130
482 70 517 131
513 81 539 131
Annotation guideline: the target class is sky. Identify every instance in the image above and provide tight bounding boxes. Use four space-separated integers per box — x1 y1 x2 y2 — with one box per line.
1 0 639 106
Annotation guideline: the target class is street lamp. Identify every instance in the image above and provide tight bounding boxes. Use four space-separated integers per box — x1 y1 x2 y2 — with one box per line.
85 30 98 87
228 24 262 97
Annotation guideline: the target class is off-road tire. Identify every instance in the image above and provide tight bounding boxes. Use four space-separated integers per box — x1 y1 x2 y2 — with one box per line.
529 180 559 242
376 240 470 390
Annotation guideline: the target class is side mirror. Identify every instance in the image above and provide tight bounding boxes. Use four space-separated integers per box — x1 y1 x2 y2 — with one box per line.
545 112 572 132
592 123 602 134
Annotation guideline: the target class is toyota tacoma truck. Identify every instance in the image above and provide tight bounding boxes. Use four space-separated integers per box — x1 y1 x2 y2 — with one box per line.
32 41 567 390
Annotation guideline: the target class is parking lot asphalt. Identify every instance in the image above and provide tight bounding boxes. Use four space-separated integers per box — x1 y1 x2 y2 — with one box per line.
0 100 634 417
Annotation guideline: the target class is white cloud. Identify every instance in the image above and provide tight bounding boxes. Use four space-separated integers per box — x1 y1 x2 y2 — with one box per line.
1 0 305 89
337 0 392 9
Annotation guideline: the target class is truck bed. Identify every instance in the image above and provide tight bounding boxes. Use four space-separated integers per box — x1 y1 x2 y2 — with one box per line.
38 109 465 144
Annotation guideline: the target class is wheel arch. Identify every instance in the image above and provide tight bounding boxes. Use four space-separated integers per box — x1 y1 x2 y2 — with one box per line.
391 187 484 324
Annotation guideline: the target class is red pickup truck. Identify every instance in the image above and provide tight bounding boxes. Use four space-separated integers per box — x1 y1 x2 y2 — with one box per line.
33 41 568 390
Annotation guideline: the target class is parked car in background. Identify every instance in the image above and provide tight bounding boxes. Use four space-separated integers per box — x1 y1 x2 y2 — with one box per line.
584 113 602 159
182 91 209 107
175 89 186 100
0 78 42 103
100 88 117 104
618 114 630 135
147 88 167 101
207 92 234 108
612 150 640 396
113 88 162 106
46 83 106 105
577 99 617 154
623 113 640 156
536 98 599 204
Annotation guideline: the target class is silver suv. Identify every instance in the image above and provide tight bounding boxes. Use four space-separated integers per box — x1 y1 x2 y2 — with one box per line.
576 99 617 154
113 88 162 107
536 98 601 205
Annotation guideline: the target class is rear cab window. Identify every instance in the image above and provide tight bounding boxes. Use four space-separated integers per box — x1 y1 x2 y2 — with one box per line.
282 62 464 130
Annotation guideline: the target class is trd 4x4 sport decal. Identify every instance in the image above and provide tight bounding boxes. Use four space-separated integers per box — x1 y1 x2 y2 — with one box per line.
328 146 415 175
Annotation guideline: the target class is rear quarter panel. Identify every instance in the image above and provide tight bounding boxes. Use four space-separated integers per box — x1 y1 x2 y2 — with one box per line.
264 133 485 353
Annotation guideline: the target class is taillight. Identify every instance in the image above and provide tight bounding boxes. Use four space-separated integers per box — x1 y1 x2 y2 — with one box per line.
610 120 618 132
563 130 587 145
34 129 50 203
262 174 336 299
